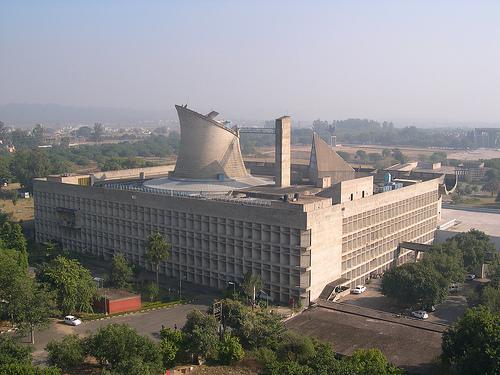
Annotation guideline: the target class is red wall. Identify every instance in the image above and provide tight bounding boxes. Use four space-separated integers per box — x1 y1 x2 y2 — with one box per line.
108 296 141 314
94 296 141 314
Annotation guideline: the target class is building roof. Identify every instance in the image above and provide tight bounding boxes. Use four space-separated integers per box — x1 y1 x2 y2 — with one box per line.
96 288 140 301
143 175 272 195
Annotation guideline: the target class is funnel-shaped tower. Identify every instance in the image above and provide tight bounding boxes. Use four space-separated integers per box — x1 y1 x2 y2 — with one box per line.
172 105 248 180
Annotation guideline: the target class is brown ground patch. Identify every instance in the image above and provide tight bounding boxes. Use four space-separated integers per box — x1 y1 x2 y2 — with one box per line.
0 183 34 222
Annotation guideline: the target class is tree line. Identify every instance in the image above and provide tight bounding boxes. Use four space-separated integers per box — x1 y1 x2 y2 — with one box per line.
381 229 499 374
0 132 179 191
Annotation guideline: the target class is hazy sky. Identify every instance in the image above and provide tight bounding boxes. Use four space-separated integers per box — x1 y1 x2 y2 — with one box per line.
1 1 500 123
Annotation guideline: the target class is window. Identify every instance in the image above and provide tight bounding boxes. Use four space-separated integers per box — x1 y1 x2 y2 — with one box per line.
362 191 365 198
350 193 353 201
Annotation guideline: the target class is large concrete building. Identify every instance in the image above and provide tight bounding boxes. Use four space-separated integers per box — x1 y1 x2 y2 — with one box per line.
34 106 446 306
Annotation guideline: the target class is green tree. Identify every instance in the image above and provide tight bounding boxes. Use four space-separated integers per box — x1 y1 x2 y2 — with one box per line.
0 248 28 303
8 278 57 344
144 281 160 302
355 150 368 162
450 230 495 273
339 348 403 375
0 155 12 183
0 336 32 366
392 149 408 164
109 253 133 289
422 242 465 283
265 360 313 375
241 271 262 305
430 151 447 164
382 148 392 158
93 123 104 142
218 333 245 365
381 262 448 308
496 191 500 203
0 363 62 375
46 335 86 370
277 332 315 363
159 327 184 368
482 181 500 196
442 307 500 375
182 310 220 363
87 323 162 370
480 286 500 313
146 232 170 288
38 256 97 314
485 168 499 182
10 149 51 192
32 124 45 146
0 222 28 268
42 241 64 261
236 309 286 350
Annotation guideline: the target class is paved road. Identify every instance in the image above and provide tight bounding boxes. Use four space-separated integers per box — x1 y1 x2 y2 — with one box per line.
15 298 212 365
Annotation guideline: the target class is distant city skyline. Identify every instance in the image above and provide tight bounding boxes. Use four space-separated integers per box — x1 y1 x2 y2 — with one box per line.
1 1 500 124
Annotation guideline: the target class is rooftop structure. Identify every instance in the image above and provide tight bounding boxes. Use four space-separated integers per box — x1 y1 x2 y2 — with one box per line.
172 105 248 179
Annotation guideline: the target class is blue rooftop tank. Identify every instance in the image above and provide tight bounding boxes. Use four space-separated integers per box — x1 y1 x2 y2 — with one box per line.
384 172 392 184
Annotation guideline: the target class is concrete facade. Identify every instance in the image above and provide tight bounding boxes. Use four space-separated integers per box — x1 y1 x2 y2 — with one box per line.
275 116 291 187
172 105 248 179
34 173 441 305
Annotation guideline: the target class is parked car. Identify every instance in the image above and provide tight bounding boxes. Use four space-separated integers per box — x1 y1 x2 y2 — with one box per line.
466 274 476 281
63 315 82 326
351 285 367 294
449 283 462 292
411 310 429 320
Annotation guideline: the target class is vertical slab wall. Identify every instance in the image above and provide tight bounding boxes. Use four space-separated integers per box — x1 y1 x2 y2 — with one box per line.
275 116 291 187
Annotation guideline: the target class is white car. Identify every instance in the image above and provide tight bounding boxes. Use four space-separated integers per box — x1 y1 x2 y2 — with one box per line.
411 310 429 320
466 274 476 281
449 283 461 292
352 285 367 294
64 315 82 326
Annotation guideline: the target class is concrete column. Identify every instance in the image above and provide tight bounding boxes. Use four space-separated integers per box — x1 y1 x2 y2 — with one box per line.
275 116 291 187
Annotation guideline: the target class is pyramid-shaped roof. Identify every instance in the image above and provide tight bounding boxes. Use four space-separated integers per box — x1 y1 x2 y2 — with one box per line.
309 133 354 176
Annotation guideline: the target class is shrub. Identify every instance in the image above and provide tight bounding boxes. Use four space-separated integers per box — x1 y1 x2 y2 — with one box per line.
218 334 245 365
45 334 86 370
0 336 32 366
87 323 162 370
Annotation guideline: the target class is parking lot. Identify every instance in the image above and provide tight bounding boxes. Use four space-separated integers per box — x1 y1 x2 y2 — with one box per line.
286 306 442 374
339 279 468 325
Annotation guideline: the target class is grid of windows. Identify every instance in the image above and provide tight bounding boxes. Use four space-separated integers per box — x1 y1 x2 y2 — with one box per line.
340 190 438 288
33 190 310 304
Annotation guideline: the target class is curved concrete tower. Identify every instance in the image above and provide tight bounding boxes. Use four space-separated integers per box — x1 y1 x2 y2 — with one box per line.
172 105 248 179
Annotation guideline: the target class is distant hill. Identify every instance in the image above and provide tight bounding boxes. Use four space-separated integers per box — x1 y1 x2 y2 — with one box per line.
0 103 173 127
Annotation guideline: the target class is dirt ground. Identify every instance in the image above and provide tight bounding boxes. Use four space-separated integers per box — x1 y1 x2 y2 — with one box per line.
0 183 34 222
